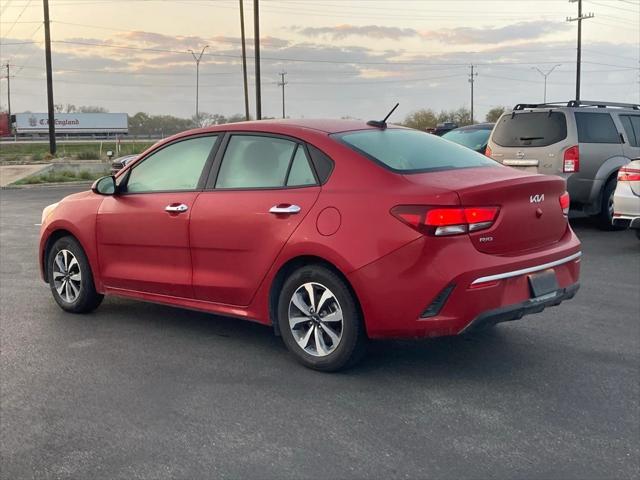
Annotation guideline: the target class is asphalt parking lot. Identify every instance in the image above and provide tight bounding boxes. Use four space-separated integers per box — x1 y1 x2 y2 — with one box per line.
1 185 638 480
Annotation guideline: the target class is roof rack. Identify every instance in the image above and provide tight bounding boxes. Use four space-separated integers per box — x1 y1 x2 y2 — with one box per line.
514 101 639 111
566 100 639 109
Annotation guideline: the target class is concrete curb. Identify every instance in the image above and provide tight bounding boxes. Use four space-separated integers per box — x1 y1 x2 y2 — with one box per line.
1 181 93 190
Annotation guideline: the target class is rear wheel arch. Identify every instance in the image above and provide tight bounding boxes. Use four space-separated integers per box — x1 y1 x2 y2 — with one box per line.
268 255 364 337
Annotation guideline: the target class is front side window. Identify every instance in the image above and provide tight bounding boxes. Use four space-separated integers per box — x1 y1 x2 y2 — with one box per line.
491 111 567 147
619 115 640 147
215 135 316 188
126 136 217 193
336 128 496 173
575 112 620 144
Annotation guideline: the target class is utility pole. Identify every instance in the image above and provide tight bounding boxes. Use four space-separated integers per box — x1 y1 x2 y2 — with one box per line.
43 0 56 154
253 0 261 120
239 0 250 121
532 64 562 103
5 64 11 131
277 71 287 118
567 0 594 103
189 45 209 126
468 65 477 125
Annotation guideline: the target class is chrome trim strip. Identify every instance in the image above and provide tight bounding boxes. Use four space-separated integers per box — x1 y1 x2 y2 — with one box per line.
471 251 582 285
503 159 539 167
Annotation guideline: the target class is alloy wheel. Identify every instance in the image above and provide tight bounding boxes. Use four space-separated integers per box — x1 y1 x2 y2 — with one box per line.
288 282 343 357
608 190 615 220
52 249 82 303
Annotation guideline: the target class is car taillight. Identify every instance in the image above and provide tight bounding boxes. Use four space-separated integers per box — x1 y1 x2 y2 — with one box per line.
485 145 492 157
559 192 570 217
563 145 579 173
391 206 499 236
618 166 640 182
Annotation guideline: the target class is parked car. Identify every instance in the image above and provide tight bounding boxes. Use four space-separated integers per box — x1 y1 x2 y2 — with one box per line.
39 119 581 371
486 101 640 229
442 123 494 154
426 122 458 136
612 159 640 239
110 154 137 175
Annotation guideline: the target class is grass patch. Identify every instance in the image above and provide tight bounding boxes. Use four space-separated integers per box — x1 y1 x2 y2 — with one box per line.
76 151 99 160
0 141 155 162
14 169 107 185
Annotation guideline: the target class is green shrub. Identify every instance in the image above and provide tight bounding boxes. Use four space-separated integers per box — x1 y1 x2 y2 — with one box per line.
76 151 99 160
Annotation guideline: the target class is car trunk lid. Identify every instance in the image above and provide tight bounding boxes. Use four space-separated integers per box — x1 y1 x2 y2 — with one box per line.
403 166 568 255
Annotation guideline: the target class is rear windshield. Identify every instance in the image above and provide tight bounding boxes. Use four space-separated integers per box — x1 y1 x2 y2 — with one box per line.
492 111 567 147
335 128 496 173
442 128 491 151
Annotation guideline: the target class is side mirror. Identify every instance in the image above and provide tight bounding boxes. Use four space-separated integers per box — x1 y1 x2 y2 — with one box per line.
91 175 117 195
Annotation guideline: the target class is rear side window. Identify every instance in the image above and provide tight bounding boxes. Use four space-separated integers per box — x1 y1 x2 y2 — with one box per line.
286 147 316 187
619 115 640 147
336 128 496 173
215 135 317 189
492 112 567 147
307 144 334 184
575 112 620 144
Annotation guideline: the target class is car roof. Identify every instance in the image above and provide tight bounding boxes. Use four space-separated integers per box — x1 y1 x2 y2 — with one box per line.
448 123 494 131
146 119 409 155
196 118 402 135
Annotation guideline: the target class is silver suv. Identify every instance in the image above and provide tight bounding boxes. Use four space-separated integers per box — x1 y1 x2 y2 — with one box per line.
487 101 640 229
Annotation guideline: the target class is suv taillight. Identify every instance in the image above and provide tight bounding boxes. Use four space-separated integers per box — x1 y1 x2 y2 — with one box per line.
559 192 570 217
485 145 492 158
391 206 499 236
563 146 579 173
618 166 640 182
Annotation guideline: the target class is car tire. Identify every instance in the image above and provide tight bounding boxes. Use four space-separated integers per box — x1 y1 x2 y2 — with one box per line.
47 236 103 313
277 265 367 372
596 178 625 231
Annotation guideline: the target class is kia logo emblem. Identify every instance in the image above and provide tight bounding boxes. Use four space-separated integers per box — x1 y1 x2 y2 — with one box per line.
530 194 544 203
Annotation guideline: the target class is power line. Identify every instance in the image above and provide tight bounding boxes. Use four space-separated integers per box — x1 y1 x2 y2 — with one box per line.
588 0 639 12
3 0 33 37
0 0 14 17
47 39 639 69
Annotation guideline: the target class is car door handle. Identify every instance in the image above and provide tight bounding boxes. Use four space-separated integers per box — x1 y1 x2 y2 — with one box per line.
269 204 301 214
165 203 189 213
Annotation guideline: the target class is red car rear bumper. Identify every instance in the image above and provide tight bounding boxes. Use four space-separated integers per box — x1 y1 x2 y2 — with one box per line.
347 227 581 339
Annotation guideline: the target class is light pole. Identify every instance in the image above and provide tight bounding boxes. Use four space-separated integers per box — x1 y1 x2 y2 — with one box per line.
239 0 250 121
189 45 209 125
532 64 561 103
254 0 261 120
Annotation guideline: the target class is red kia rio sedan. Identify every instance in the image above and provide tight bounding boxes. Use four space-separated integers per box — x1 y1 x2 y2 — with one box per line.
39 119 581 371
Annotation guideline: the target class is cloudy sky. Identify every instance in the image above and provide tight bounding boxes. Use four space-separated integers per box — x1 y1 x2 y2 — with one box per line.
0 0 638 121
